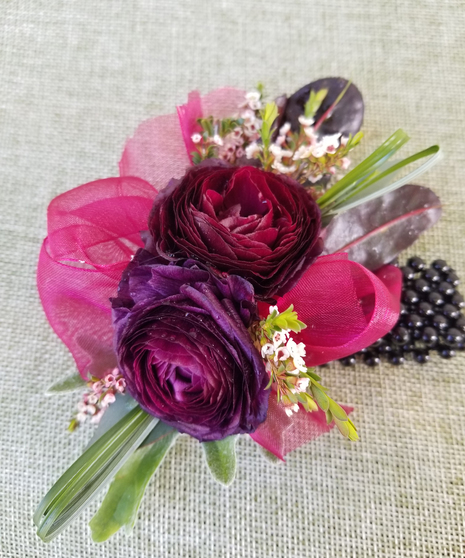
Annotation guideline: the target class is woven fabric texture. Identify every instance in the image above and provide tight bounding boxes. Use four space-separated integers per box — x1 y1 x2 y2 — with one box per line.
1 1 464 556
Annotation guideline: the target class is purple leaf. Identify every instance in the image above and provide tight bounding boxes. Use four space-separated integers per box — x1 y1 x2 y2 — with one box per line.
322 184 442 270
282 77 364 137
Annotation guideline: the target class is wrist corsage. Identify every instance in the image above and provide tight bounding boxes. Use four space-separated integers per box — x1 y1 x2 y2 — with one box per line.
36 77 460 543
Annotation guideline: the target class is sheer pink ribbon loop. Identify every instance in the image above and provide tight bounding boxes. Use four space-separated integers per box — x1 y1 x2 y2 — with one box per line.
250 397 353 461
37 176 157 379
120 87 246 188
276 253 402 366
251 253 401 459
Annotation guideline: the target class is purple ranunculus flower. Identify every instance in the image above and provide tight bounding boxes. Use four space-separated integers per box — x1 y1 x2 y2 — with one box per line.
148 164 322 301
111 249 269 441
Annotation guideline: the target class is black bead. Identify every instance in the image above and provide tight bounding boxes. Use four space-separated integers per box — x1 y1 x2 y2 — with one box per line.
423 268 441 283
377 340 394 354
437 345 456 359
408 256 426 271
401 266 416 281
391 326 410 345
443 328 465 347
442 303 460 321
431 314 449 331
363 352 380 366
421 326 439 347
403 289 420 305
399 302 408 316
414 278 431 295
454 316 465 333
406 313 424 329
412 328 423 340
413 348 430 364
428 291 445 307
450 292 465 309
387 352 405 365
418 301 435 317
339 355 357 366
445 271 460 287
401 343 415 353
438 281 455 297
432 259 450 273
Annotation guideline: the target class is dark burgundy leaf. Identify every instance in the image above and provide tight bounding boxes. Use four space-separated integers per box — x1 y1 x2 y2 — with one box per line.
322 184 442 270
283 77 364 137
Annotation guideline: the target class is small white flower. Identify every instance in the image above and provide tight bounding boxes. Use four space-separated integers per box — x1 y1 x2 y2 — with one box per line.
86 404 96 416
296 378 310 391
271 161 296 174
104 373 115 388
311 144 327 158
115 378 126 393
321 133 341 152
287 338 306 358
87 393 98 405
92 380 103 394
261 343 275 358
298 115 315 127
248 100 262 111
340 157 351 170
191 133 202 144
101 392 116 408
274 346 290 363
270 144 283 158
269 305 279 315
212 134 224 146
293 145 312 161
236 147 245 158
340 135 349 146
293 355 308 373
292 403 299 413
279 122 291 135
328 166 337 175
272 331 288 348
241 109 256 121
245 142 261 159
245 91 261 103
284 407 294 417
308 173 323 184
276 135 286 146
286 368 300 376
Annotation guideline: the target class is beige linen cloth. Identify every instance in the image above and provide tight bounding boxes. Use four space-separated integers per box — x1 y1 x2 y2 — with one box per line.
1 1 464 556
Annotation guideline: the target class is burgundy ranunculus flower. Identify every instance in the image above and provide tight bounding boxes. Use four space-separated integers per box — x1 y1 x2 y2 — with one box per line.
148 164 322 300
112 249 269 441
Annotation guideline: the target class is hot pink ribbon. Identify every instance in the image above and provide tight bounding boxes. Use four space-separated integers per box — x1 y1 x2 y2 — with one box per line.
37 88 402 457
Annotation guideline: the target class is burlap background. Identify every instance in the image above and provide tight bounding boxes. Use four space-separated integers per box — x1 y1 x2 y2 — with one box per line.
1 1 464 556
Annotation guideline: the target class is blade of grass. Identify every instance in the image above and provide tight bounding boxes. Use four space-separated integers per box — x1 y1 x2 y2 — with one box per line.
317 129 410 210
35 406 157 542
330 145 440 213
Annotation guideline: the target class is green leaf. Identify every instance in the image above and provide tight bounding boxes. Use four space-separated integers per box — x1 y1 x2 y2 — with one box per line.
34 407 157 542
311 384 330 412
317 128 440 218
86 394 138 449
328 399 348 422
202 436 238 486
304 88 328 119
89 422 178 542
46 373 86 395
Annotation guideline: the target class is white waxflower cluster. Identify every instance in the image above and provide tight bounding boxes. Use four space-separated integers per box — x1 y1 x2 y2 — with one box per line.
191 91 263 164
261 306 311 417
72 370 126 428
